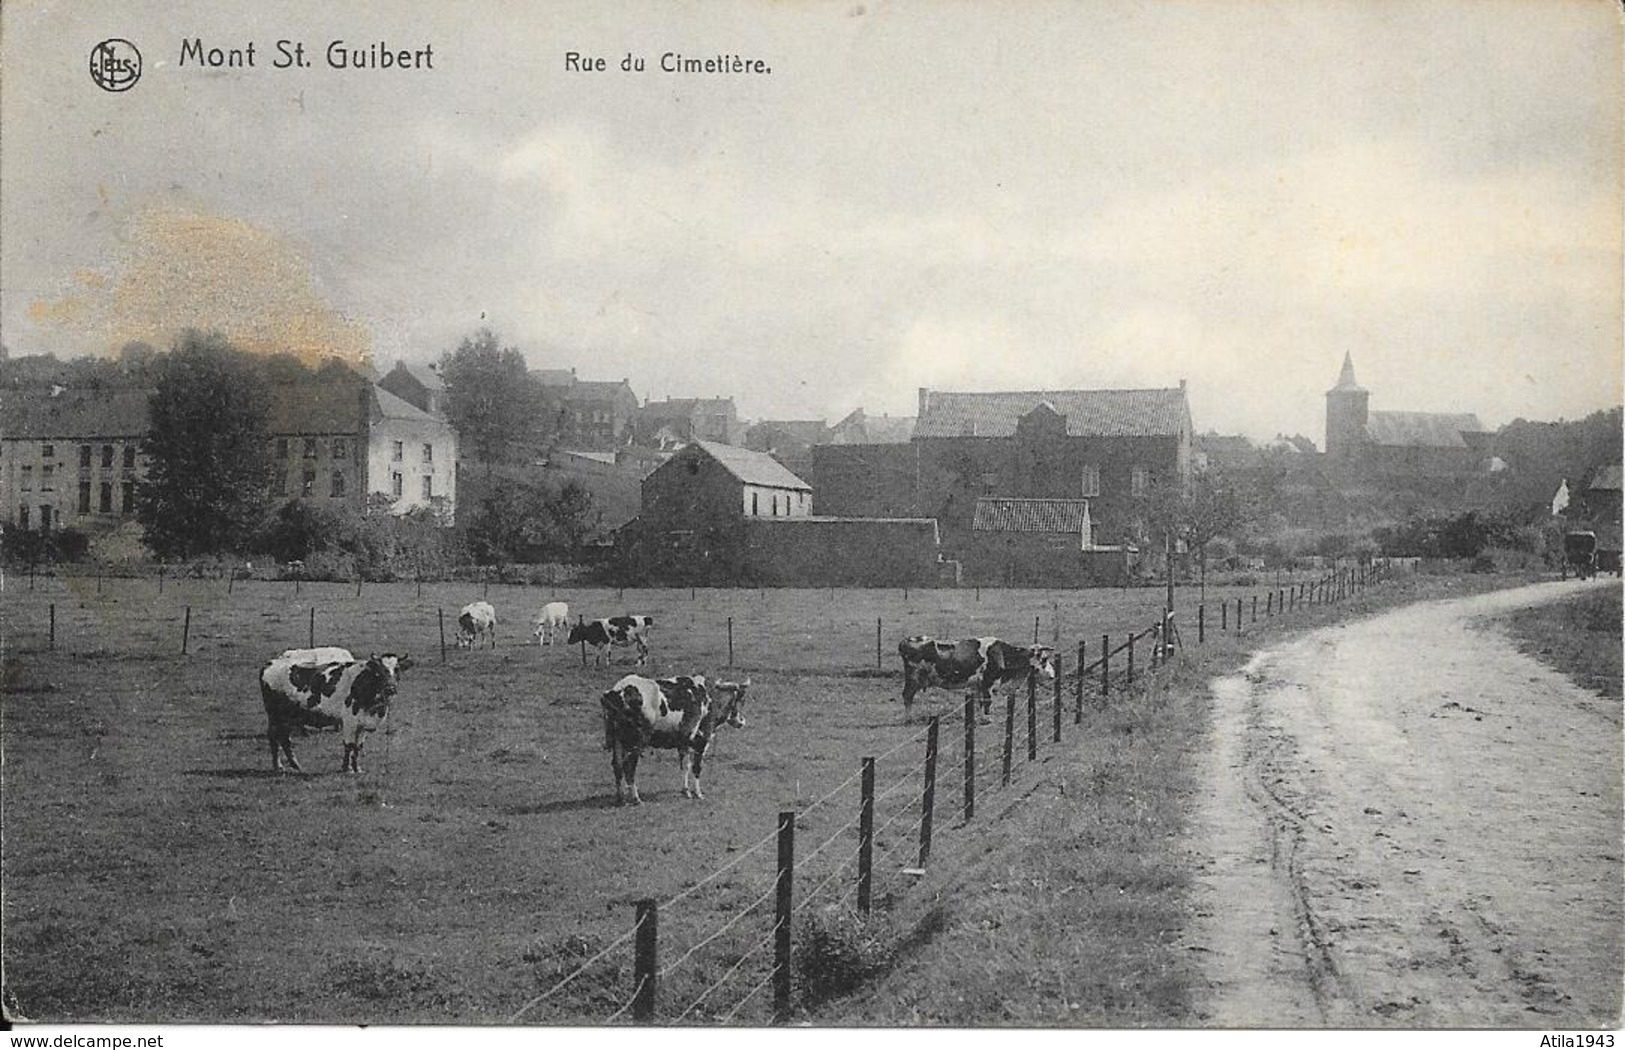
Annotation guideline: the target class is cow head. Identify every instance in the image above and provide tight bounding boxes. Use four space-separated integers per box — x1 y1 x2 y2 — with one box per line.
352 654 401 716
1029 646 1057 681
377 652 414 677
566 624 591 646
710 677 750 729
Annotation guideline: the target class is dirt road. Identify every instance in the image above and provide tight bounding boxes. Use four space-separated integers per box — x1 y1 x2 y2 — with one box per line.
1191 578 1622 1027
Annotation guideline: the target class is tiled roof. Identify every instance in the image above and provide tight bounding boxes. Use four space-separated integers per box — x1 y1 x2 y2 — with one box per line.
748 420 828 445
1587 464 1623 492
390 361 444 390
644 397 735 419
972 497 1093 533
270 384 367 434
915 388 1189 439
371 386 440 424
693 439 810 490
1364 411 1485 449
562 380 633 401
2 388 153 439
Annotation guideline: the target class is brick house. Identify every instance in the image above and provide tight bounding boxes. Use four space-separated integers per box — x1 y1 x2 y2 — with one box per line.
377 361 447 417
1 388 150 532
638 397 741 445
531 369 639 449
624 439 938 584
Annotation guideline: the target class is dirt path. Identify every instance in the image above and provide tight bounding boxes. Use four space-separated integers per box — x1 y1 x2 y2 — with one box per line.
1191 578 1623 1027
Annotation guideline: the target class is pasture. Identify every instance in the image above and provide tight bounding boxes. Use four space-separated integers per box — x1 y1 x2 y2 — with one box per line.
1 574 1278 1023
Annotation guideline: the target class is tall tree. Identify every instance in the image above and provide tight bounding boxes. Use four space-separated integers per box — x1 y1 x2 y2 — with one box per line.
136 331 276 558
438 328 542 474
1132 467 1249 602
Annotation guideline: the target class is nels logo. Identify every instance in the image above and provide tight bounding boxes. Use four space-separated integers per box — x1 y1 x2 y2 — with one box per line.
90 39 141 92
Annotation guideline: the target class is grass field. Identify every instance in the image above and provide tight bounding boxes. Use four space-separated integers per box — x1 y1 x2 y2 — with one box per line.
0 570 1366 1024
1500 584 1623 705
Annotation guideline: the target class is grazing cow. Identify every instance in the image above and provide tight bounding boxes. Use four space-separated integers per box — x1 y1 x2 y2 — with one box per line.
599 673 749 804
531 602 570 646
456 601 497 649
260 652 414 773
897 636 1056 716
568 615 654 667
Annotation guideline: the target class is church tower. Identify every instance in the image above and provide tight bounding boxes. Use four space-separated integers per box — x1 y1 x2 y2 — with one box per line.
1325 352 1369 461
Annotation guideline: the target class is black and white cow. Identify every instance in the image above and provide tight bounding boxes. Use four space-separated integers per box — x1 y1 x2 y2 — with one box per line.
599 673 749 804
260 652 413 773
568 615 654 667
457 601 497 649
897 636 1056 716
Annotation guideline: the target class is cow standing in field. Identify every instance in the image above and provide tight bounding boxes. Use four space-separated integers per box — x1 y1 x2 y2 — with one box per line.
260 652 414 773
897 636 1056 717
531 602 570 646
568 616 654 667
599 673 749 804
457 601 497 649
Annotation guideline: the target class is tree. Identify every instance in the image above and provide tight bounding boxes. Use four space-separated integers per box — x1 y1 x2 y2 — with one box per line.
438 328 543 474
1132 467 1250 603
136 331 276 558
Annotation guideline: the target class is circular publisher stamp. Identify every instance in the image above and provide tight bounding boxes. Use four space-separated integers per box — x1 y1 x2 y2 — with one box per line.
90 39 142 92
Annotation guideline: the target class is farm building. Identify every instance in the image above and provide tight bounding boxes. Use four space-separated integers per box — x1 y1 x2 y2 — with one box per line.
377 360 447 417
965 497 1138 586
0 379 459 534
530 369 640 450
810 383 1192 583
622 439 940 585
638 396 742 446
1325 353 1489 476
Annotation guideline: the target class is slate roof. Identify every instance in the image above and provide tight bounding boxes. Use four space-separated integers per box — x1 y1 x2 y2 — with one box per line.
371 386 441 424
914 388 1189 439
3 388 153 439
692 439 810 490
1363 411 1485 449
748 420 828 445
533 368 577 388
644 397 736 419
390 361 444 391
562 379 634 402
971 498 1093 533
1587 464 1623 492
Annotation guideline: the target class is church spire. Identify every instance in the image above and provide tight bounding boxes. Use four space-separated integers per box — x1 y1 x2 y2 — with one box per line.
1328 351 1367 394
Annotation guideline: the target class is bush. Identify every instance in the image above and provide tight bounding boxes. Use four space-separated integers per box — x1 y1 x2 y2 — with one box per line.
795 905 894 1009
1 527 91 566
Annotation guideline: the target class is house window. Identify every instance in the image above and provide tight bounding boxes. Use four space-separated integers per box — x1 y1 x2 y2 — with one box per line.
38 505 52 531
331 471 346 498
99 482 113 513
303 438 318 459
421 476 433 500
392 441 404 462
121 481 134 513
18 504 28 528
79 445 92 468
101 445 113 469
123 446 136 468
391 472 403 497
301 469 316 497
40 465 54 491
1080 465 1101 497
332 438 347 460
276 438 289 459
422 442 433 463
20 465 31 491
77 481 91 513
41 444 54 459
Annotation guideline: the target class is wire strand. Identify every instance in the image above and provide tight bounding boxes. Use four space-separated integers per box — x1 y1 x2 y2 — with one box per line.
509 916 642 1022
659 823 780 911
658 876 779 980
674 924 777 1021
720 964 778 1024
603 975 647 1024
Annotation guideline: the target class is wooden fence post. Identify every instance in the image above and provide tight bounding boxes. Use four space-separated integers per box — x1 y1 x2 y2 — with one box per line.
876 618 882 670
1052 655 1063 743
1126 634 1135 687
1236 597 1243 630
858 759 875 916
963 699 976 821
1032 615 1040 645
309 607 315 649
1074 641 1086 723
1221 599 1227 631
1251 595 1258 623
181 606 191 655
356 577 363 599
774 811 795 1024
1100 633 1110 701
728 617 735 668
1267 590 1273 617
49 603 56 651
579 614 587 666
633 900 657 1023
919 717 939 868
1026 675 1037 762
439 608 447 663
1002 693 1015 786
1198 603 1205 644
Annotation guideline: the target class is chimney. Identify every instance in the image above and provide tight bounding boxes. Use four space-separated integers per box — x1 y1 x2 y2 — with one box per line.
918 387 931 418
1179 378 1186 391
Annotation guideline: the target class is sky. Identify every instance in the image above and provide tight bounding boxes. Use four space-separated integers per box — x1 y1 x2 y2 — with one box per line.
2 0 1620 443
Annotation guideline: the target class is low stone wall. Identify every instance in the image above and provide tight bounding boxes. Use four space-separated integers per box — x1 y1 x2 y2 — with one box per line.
741 516 941 586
